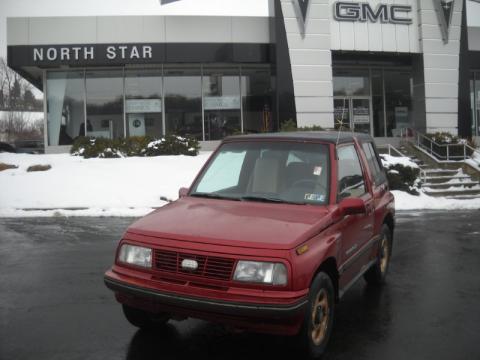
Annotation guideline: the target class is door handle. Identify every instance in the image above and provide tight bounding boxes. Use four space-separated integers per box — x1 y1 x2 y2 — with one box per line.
378 184 387 195
365 202 374 214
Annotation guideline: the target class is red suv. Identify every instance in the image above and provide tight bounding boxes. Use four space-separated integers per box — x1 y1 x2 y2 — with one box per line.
105 132 395 358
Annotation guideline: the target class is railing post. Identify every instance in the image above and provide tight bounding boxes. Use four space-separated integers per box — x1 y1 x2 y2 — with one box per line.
430 141 433 154
447 146 450 161
464 145 467 160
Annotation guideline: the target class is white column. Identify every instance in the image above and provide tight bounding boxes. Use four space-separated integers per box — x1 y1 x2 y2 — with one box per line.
280 0 334 128
418 0 463 135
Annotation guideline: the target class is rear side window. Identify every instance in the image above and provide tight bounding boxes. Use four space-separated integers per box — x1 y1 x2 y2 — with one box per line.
361 142 387 185
337 145 366 199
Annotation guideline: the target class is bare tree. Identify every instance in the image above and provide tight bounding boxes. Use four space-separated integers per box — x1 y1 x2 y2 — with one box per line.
0 57 40 111
0 57 44 143
0 111 44 142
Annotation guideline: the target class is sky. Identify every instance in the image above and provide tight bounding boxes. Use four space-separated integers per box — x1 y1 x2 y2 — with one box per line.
0 0 273 58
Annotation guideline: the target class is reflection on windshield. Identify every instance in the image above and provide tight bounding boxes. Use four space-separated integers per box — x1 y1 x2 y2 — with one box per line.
191 141 330 205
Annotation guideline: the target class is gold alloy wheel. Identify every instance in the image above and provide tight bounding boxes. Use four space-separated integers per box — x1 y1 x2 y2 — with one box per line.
379 235 390 274
311 288 330 346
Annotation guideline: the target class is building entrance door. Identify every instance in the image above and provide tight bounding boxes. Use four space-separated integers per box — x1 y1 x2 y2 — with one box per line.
334 97 372 135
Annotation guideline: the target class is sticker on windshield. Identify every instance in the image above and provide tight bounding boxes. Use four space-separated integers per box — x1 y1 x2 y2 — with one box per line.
304 193 325 202
313 166 323 176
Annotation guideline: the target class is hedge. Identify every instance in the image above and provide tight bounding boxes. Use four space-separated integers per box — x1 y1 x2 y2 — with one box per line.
423 132 476 159
280 119 324 132
71 135 200 159
382 162 421 195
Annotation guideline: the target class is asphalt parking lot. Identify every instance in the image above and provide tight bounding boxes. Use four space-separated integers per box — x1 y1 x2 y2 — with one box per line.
1 211 480 360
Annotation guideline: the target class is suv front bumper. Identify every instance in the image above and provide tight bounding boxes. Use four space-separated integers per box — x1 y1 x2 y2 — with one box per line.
104 270 308 335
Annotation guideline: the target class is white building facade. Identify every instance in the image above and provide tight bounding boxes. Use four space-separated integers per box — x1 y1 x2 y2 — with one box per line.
5 0 479 152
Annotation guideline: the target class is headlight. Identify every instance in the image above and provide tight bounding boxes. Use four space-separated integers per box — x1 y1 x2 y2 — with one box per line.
233 261 287 286
118 244 152 268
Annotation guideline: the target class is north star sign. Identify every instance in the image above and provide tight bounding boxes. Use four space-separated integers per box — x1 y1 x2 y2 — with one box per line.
32 45 153 62
334 1 413 24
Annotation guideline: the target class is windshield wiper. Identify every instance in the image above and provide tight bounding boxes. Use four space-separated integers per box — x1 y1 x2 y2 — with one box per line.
240 195 305 205
190 192 240 201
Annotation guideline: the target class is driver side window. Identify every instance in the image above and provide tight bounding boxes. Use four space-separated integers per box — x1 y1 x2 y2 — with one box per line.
337 145 366 199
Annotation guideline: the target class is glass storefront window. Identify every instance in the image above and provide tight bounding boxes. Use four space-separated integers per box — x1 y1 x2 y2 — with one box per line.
125 69 163 138
45 65 274 145
333 69 371 134
241 66 273 133
203 67 241 140
333 67 413 137
86 70 124 139
164 67 202 140
334 98 351 130
371 70 385 137
384 70 412 137
46 71 85 146
333 69 370 97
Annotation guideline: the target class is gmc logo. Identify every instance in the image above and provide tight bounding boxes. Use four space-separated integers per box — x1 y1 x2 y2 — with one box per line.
334 2 412 25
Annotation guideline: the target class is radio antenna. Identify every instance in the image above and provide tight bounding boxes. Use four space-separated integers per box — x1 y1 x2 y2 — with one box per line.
336 97 348 145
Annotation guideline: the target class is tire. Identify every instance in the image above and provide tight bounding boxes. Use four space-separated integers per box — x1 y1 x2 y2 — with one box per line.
364 224 393 285
297 272 335 359
122 304 170 329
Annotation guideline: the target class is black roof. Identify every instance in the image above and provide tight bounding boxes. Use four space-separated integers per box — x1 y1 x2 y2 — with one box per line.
224 131 374 145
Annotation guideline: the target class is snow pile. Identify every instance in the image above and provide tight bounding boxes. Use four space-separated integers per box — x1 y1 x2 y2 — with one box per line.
380 154 419 169
466 150 480 171
392 191 480 210
0 152 211 217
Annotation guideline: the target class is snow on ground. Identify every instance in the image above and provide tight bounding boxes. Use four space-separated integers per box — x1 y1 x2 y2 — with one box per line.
392 190 480 210
1 151 480 217
466 150 480 171
0 152 212 217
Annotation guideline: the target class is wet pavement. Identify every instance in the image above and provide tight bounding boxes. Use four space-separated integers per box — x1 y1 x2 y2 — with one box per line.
1 211 480 360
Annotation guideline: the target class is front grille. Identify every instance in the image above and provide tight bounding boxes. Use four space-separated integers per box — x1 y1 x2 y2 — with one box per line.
154 250 235 281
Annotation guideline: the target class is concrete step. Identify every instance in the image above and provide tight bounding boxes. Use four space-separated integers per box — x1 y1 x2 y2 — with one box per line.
423 169 462 177
422 181 480 189
423 188 480 197
445 194 480 200
422 175 472 184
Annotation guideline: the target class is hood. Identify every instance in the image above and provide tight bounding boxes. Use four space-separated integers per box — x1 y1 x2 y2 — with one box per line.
126 197 333 250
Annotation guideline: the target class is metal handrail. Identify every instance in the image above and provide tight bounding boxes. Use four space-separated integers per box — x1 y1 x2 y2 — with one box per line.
400 127 480 162
376 143 404 157
387 144 404 157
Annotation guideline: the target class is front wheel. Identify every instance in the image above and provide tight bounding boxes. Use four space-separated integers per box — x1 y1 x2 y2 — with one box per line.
297 272 335 359
122 305 170 329
364 224 392 285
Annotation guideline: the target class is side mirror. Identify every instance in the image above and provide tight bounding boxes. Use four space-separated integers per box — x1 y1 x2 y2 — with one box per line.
338 197 367 216
178 187 189 198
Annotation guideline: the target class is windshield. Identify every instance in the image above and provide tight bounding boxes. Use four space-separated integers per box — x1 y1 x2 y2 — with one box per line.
190 141 330 205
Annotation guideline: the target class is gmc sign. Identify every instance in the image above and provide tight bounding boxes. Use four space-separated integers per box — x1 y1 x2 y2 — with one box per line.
334 2 413 25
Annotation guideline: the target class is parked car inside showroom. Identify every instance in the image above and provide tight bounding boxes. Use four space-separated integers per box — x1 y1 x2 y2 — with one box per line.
105 131 395 358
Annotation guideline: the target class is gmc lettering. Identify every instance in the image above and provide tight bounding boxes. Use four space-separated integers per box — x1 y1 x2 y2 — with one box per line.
334 2 412 24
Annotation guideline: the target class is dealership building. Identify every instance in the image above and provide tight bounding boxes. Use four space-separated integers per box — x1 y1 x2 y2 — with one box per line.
5 0 480 152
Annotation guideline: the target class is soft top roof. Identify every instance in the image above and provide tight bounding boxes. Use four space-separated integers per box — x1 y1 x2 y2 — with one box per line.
224 131 374 145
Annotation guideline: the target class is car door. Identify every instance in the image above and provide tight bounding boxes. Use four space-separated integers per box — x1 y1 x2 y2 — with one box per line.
336 143 375 291
360 141 390 261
